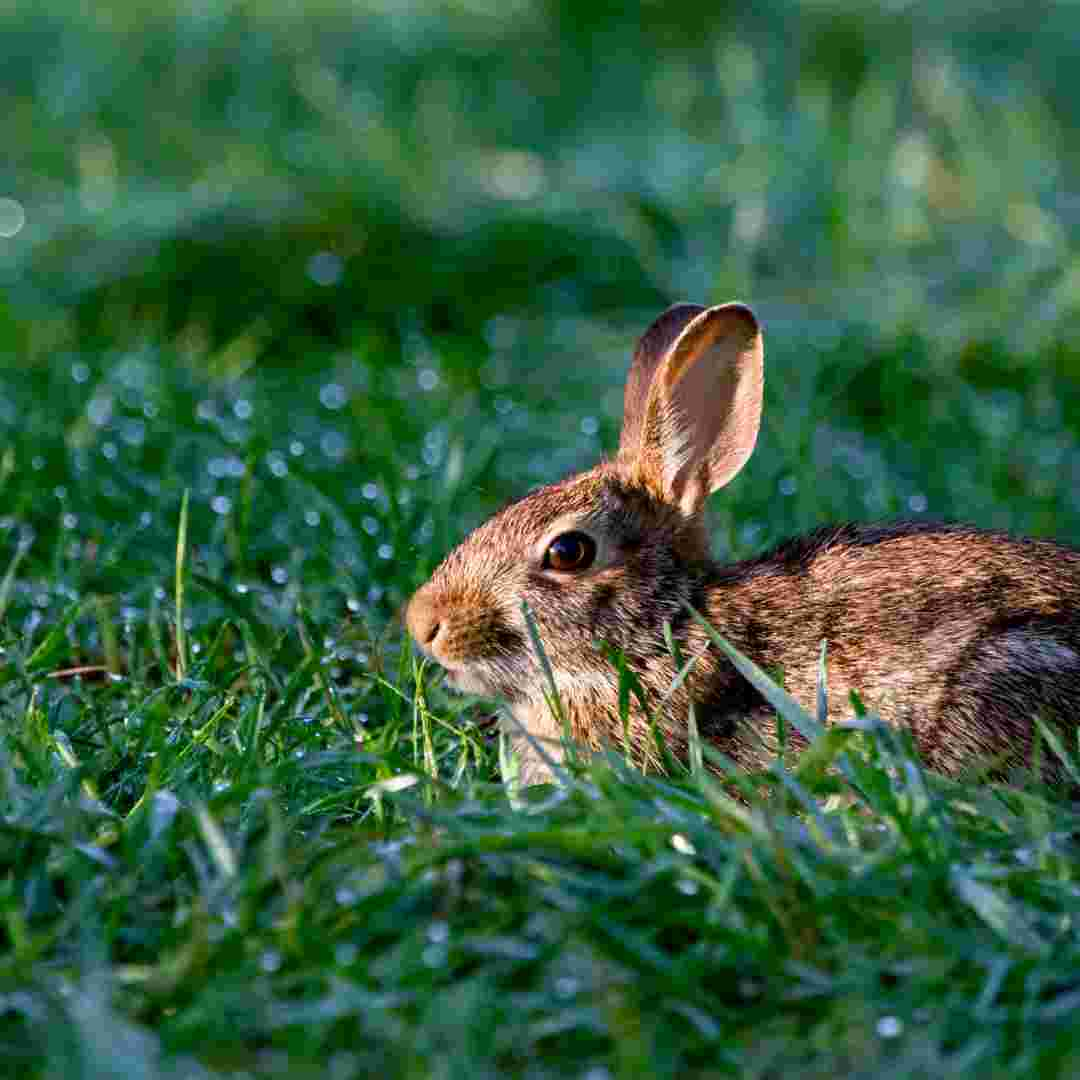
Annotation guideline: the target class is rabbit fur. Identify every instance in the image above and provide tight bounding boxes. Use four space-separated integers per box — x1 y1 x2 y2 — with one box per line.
407 302 1080 785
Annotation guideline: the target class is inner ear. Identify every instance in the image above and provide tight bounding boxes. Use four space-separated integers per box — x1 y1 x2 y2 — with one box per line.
634 303 763 515
618 304 706 460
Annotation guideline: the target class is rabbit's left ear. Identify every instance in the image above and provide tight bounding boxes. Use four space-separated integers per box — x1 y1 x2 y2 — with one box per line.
620 303 763 516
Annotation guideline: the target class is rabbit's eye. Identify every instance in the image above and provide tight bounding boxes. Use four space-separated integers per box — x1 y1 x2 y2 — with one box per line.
543 531 597 572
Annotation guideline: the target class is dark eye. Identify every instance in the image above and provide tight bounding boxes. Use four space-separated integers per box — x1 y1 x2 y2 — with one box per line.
543 531 597 572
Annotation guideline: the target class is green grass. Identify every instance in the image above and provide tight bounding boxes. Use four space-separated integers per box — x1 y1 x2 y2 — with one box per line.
5 1 1080 1076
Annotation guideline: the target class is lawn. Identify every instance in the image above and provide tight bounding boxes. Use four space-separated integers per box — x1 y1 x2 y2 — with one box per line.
4 2 1080 1076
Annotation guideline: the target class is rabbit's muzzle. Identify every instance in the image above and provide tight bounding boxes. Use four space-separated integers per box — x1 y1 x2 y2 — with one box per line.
406 582 527 697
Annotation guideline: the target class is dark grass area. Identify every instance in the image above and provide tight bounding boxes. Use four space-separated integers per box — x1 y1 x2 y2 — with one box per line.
5 2 1080 1076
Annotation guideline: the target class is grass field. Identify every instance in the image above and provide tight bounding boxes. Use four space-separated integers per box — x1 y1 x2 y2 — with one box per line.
6 2 1080 1076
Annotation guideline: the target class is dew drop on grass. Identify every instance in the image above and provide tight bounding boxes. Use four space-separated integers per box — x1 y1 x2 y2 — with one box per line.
876 1016 903 1039
236 583 249 594
70 361 90 384
676 878 699 896
32 456 45 470
233 399 253 420
362 482 379 500
422 945 447 968
307 251 344 287
304 509 320 527
211 495 232 515
62 513 77 530
580 415 598 435
320 382 347 410
377 543 393 560
671 833 696 856
321 431 347 460
362 515 379 536
260 949 282 973
555 976 579 999
418 368 439 391
427 920 449 944
289 440 305 457
271 566 288 585
335 886 357 906
335 942 358 966
346 597 361 612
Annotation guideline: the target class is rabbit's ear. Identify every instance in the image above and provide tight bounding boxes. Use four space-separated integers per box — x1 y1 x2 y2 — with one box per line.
619 303 707 456
621 303 763 515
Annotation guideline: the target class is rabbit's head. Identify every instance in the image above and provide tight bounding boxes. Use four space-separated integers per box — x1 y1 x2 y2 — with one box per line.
406 303 764 712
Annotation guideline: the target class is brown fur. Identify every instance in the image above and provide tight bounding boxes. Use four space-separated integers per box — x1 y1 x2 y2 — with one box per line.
406 304 1080 786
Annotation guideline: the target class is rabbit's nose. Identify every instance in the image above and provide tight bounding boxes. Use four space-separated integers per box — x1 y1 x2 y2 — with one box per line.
405 588 443 652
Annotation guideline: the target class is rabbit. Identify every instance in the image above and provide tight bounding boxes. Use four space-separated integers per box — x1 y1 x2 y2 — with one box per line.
406 302 1080 786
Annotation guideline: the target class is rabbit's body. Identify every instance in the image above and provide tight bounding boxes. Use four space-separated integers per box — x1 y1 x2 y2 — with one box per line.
407 303 1080 785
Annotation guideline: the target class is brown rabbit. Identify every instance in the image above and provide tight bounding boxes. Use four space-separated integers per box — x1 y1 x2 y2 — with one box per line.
406 303 1080 786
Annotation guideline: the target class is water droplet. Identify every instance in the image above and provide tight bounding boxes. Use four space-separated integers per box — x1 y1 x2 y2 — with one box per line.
260 949 282 973
418 368 439 391
197 400 216 422
377 543 393 560
362 482 379 500
71 361 90 384
580 415 598 436
304 509 320 527
0 197 26 238
233 399 253 420
289 440 305 457
346 597 361 613
102 441 118 461
361 515 379 536
32 456 45 471
676 877 699 895
320 383 347 410
779 475 797 496
307 250 344 287
555 976 579 998
62 513 78 530
266 451 288 477
121 418 145 446
54 486 67 499
271 566 288 585
211 495 232 515
335 942 358 966
671 833 696 856
876 1016 903 1039
321 430 347 461
907 493 928 513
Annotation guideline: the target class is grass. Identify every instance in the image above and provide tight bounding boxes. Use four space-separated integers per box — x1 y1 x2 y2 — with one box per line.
4 1 1080 1075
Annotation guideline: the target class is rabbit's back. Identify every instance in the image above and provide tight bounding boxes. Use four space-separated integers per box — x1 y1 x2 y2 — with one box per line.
697 521 1080 774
